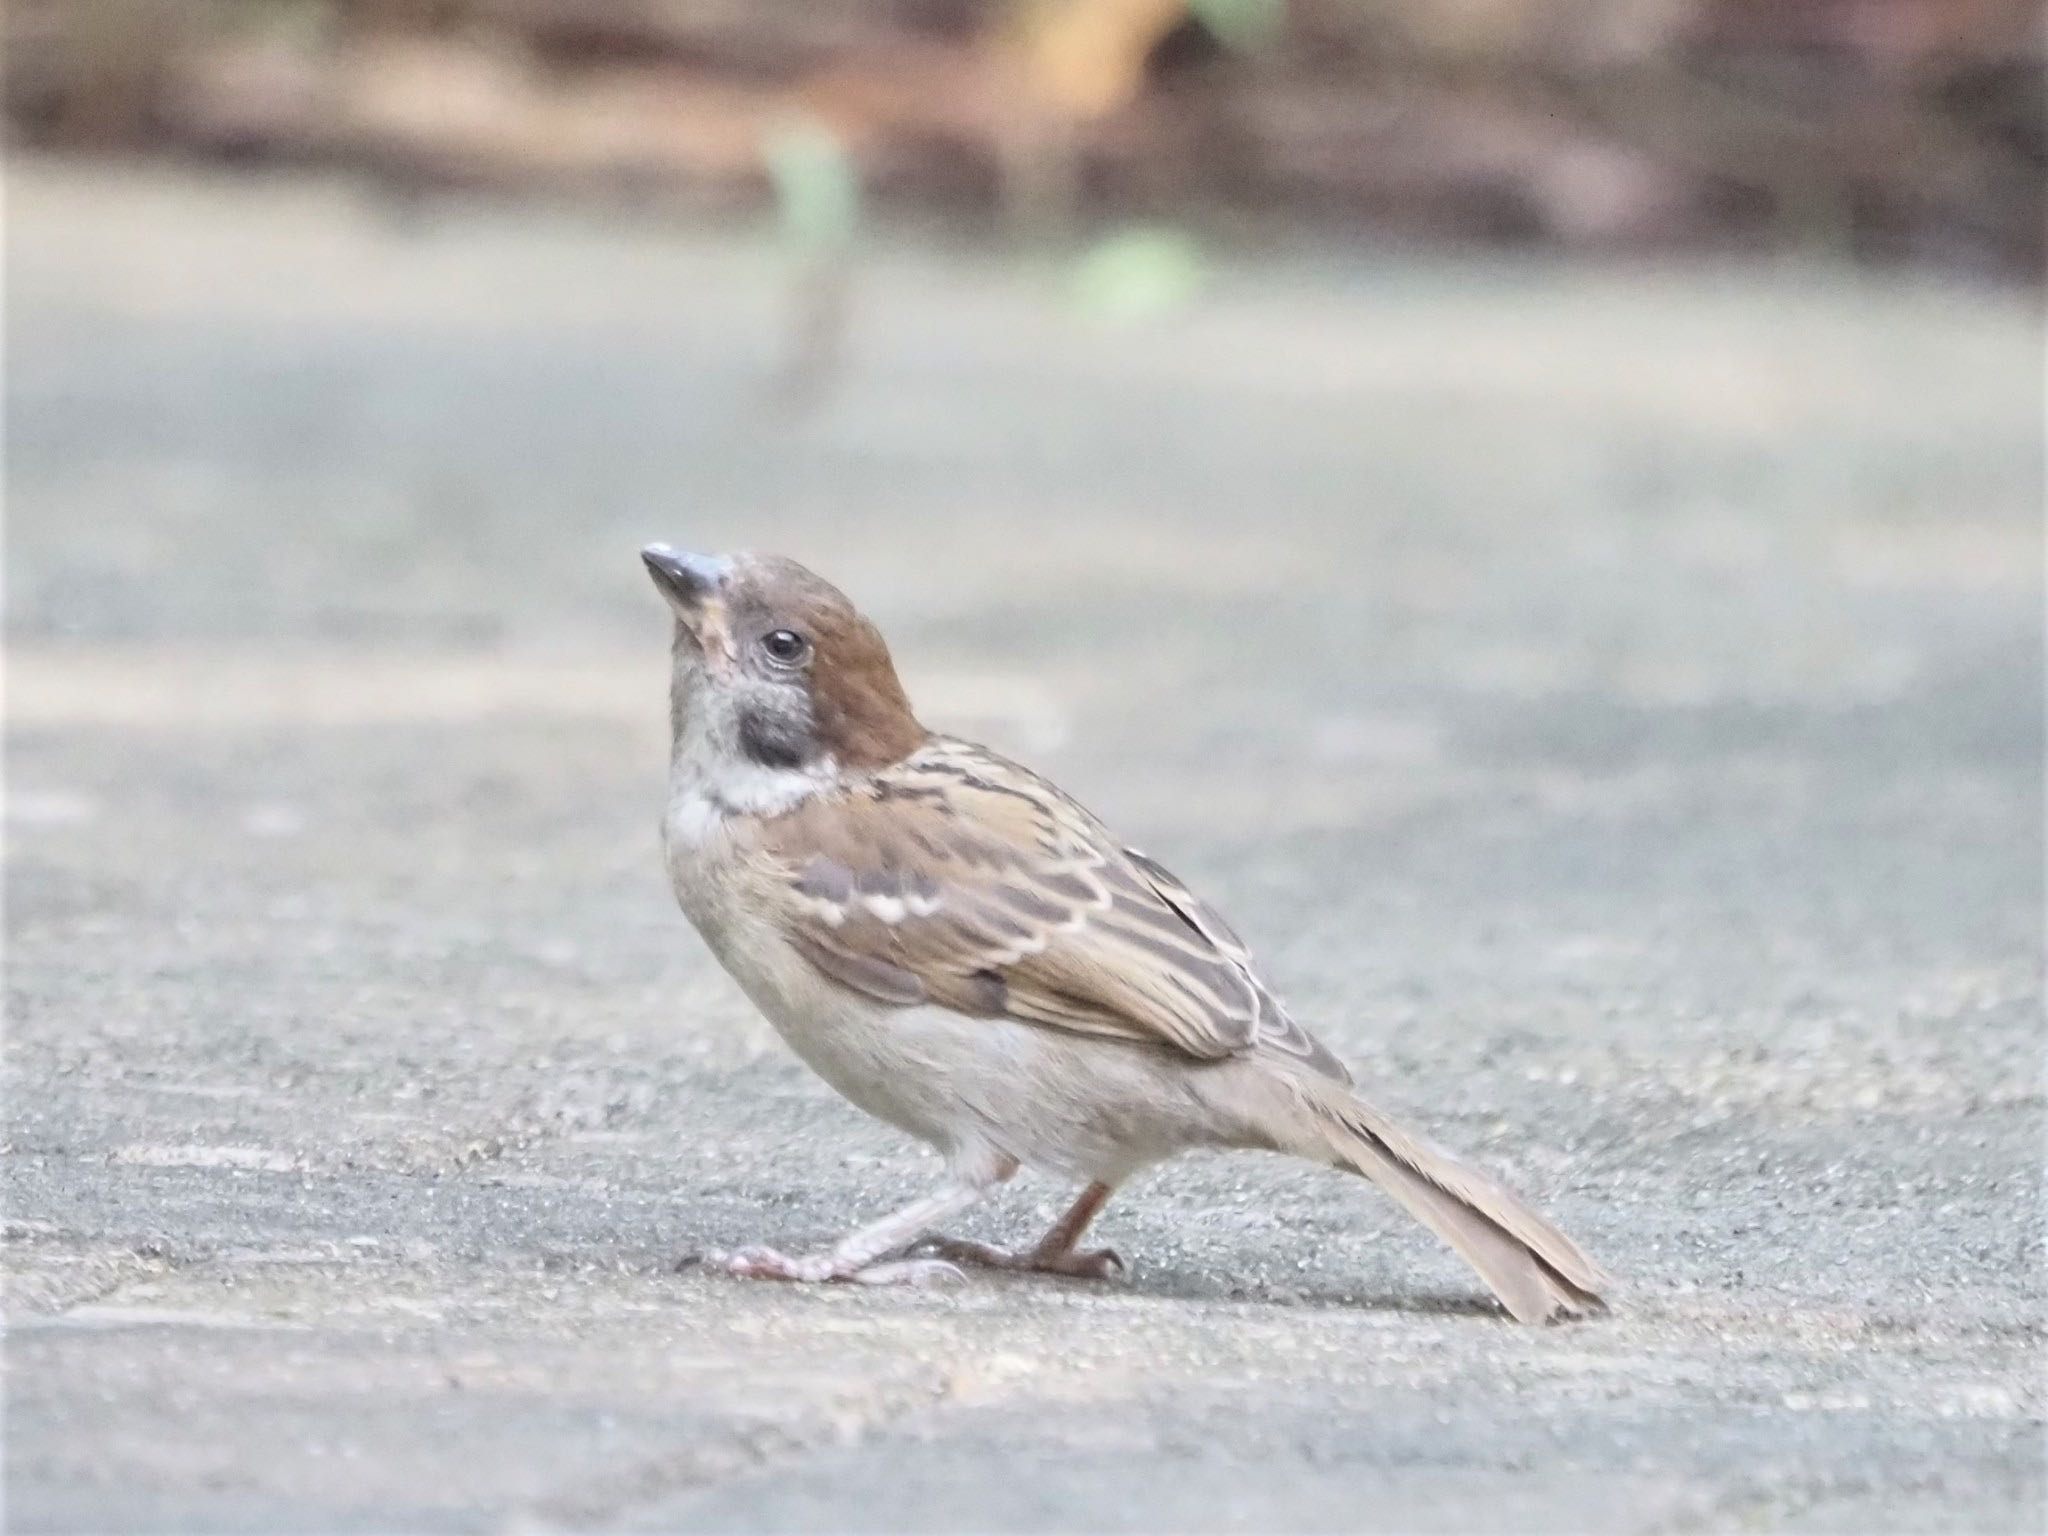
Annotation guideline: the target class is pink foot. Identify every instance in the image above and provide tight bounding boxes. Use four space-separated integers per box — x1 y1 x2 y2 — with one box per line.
698 1245 964 1287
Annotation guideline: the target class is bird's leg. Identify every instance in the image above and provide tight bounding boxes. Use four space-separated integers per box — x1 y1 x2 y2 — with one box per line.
701 1156 1017 1288
917 1180 1124 1280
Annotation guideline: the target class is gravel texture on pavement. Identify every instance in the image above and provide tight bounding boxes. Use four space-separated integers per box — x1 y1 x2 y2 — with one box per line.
5 164 2043 1533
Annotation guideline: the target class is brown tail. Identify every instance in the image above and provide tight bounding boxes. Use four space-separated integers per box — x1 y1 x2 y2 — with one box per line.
1291 1074 1609 1324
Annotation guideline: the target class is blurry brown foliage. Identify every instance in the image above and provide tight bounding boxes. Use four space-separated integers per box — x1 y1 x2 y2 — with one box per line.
7 0 2043 271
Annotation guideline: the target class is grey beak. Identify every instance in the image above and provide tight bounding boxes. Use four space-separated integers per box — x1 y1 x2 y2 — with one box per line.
641 545 732 606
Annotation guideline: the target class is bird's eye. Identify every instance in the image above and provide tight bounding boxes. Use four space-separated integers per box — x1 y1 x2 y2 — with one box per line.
760 628 810 667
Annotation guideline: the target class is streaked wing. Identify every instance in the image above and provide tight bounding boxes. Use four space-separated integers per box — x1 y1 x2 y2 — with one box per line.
1121 846 1351 1083
759 737 1347 1080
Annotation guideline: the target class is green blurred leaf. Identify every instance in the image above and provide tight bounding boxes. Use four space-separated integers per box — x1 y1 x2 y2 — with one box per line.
764 119 861 250
1069 226 1208 324
1188 0 1283 51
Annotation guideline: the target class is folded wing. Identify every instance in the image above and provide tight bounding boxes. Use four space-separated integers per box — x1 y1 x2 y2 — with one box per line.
760 738 1348 1081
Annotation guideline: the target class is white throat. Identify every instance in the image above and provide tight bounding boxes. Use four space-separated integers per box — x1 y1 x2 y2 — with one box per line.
666 715 836 849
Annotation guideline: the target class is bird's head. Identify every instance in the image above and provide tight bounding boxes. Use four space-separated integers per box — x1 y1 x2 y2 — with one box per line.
642 546 925 798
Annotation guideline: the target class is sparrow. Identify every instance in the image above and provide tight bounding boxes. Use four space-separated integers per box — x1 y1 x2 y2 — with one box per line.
643 545 1609 1323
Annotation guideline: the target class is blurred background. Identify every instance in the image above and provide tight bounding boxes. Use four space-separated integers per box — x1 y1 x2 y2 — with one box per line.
6 0 2044 639
9 0 2047 269
6 4 2045 1533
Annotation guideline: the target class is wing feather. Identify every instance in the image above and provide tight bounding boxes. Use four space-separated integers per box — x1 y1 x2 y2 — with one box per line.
759 738 1347 1078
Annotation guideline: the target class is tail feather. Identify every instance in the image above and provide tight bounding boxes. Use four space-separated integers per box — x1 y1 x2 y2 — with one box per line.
1294 1075 1608 1324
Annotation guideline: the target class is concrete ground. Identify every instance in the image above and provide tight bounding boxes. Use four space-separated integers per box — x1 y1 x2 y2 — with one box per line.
4 162 2042 1534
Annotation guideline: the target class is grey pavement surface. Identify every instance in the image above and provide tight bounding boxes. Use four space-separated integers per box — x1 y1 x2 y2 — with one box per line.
5 162 2044 1533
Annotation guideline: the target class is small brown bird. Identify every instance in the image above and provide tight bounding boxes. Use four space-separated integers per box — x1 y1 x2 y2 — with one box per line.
645 545 1608 1322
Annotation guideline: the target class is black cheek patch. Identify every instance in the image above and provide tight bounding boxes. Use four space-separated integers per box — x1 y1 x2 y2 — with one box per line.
738 704 814 770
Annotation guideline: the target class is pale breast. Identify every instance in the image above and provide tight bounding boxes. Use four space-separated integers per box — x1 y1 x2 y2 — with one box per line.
661 789 1224 1182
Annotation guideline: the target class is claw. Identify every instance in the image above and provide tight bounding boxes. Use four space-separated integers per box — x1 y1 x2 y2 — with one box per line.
1064 1247 1125 1281
914 1236 1129 1282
